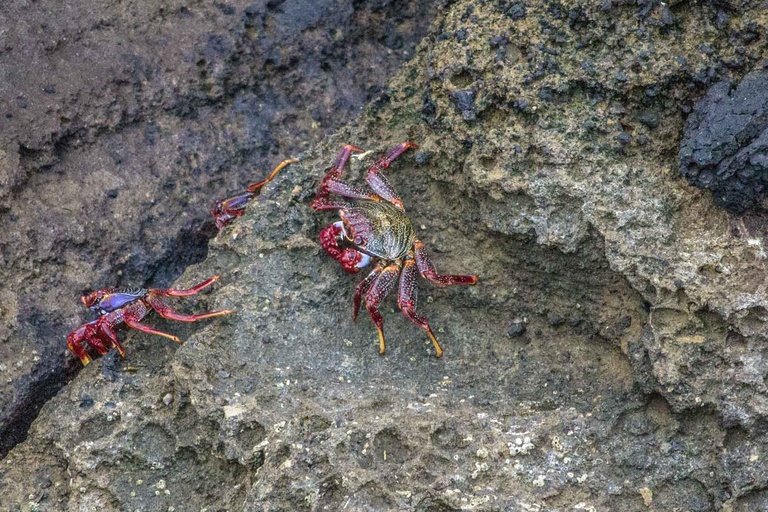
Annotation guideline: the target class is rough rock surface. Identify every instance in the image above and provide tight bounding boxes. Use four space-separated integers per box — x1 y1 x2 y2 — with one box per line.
679 69 768 213
3 1 768 511
0 0 436 457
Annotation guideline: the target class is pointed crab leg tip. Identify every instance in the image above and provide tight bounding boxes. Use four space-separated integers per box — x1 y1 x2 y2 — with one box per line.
405 142 419 149
426 329 443 358
377 330 386 355
346 145 365 152
80 356 92 366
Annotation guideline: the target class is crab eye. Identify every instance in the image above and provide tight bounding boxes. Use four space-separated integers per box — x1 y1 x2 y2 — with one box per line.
354 235 365 246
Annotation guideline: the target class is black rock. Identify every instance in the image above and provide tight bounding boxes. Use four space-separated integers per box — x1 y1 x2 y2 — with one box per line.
639 112 660 129
507 322 526 337
679 70 768 213
450 88 477 121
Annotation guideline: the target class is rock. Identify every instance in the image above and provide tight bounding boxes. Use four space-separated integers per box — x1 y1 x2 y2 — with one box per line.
0 0 437 458
449 88 477 121
679 70 768 213
507 321 526 337
3 1 768 511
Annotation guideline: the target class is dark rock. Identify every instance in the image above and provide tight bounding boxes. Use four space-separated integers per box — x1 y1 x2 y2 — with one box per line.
0 0 439 459
450 88 477 121
548 314 565 326
679 70 768 213
502 1 526 21
490 35 509 48
507 321 526 337
640 112 660 129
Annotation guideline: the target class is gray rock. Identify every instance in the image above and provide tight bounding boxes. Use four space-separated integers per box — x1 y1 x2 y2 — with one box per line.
3 1 768 511
0 0 437 458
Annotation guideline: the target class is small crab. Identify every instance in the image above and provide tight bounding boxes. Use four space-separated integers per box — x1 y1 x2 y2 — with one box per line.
67 275 234 365
212 158 298 229
311 142 478 357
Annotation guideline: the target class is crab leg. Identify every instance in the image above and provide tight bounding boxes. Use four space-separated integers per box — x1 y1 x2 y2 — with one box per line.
120 302 183 343
212 159 297 228
365 261 401 355
123 318 183 343
151 276 222 297
353 262 383 321
146 295 234 322
414 240 478 286
245 159 298 193
324 179 380 201
312 145 364 208
398 255 443 357
365 142 418 210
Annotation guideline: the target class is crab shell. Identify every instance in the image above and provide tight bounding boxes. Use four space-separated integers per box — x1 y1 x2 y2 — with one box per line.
339 200 415 261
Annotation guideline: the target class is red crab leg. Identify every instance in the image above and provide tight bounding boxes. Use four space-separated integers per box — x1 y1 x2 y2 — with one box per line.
146 294 235 323
398 255 442 357
121 302 183 343
365 261 401 355
311 144 364 209
365 142 418 210
353 262 383 321
414 240 478 286
245 159 298 193
151 276 222 297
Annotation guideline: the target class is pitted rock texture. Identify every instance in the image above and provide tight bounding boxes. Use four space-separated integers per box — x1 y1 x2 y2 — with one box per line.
679 69 768 214
0 0 437 457
3 0 768 511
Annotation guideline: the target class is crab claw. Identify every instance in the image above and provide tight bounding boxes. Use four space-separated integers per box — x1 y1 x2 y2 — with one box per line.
67 321 98 365
319 222 371 273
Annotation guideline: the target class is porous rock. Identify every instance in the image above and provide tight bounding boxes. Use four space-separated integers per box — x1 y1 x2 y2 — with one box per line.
679 70 768 213
3 1 768 511
0 0 437 458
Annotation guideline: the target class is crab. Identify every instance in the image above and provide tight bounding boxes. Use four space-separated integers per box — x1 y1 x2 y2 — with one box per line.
311 142 478 357
67 275 234 365
212 158 298 229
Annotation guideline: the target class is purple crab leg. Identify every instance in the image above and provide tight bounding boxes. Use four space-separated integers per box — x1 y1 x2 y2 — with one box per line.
311 144 364 209
397 255 442 357
414 240 478 286
365 261 401 355
353 262 383 321
365 142 418 210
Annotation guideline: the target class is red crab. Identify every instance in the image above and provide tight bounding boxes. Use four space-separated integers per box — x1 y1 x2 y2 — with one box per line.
212 158 298 229
311 142 478 357
67 276 234 365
